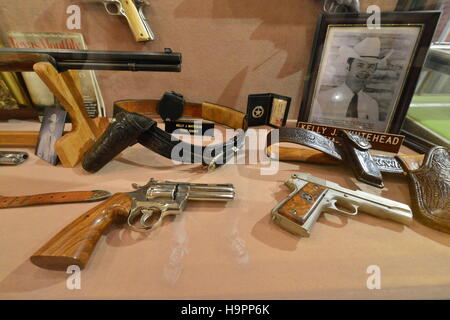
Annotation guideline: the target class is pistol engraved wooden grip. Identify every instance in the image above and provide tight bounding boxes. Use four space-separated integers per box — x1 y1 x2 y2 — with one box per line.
278 183 327 224
0 191 102 208
30 193 132 270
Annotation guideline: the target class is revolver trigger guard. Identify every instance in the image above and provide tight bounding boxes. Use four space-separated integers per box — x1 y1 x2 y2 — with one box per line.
127 204 165 232
329 200 359 216
140 208 164 230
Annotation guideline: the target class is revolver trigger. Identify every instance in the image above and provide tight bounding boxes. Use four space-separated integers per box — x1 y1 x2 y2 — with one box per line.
140 208 162 229
128 205 164 232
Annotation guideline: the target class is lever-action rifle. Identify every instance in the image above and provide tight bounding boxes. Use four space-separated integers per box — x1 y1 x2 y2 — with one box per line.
0 47 181 72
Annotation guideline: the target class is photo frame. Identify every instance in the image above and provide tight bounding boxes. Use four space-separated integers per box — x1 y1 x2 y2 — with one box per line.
297 11 441 134
35 106 67 165
0 71 36 120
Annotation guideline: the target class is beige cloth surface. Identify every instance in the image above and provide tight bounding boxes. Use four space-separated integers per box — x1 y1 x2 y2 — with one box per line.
0 120 449 300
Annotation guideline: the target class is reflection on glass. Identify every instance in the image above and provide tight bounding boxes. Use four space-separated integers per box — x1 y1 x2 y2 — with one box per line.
405 43 450 148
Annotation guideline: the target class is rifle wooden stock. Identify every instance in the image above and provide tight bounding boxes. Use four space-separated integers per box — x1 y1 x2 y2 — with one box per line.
0 131 39 147
0 53 53 72
30 193 132 270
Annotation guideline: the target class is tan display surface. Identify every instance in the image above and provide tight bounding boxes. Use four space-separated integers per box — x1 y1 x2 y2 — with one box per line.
0 120 449 300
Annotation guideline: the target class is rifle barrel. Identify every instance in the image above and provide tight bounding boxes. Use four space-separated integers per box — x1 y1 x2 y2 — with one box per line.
58 61 181 72
0 48 182 72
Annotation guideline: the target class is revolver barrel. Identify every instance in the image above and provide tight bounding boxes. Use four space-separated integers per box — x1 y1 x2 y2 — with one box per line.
148 183 235 201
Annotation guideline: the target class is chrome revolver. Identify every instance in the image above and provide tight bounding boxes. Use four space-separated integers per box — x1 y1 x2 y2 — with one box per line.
126 179 235 231
31 179 235 270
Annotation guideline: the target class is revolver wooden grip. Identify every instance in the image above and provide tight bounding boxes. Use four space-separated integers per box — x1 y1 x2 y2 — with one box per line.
30 193 132 270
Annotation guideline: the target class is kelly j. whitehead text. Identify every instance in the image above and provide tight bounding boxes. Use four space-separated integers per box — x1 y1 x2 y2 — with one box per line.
297 122 404 153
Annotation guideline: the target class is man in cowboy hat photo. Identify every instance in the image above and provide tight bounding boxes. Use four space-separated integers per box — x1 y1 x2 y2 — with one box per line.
312 37 388 122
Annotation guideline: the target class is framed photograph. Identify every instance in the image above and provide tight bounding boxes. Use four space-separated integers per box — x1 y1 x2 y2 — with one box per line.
35 106 67 165
298 11 441 133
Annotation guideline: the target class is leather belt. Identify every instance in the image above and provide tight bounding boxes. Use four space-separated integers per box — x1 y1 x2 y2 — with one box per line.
266 127 422 188
82 99 247 172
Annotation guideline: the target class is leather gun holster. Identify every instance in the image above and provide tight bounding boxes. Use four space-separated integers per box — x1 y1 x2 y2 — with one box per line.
398 146 450 234
82 111 155 173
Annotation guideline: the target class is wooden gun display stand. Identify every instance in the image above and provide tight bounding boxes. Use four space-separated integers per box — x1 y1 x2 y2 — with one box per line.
0 62 109 167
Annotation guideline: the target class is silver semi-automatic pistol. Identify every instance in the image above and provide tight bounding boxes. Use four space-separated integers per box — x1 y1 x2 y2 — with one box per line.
272 173 413 237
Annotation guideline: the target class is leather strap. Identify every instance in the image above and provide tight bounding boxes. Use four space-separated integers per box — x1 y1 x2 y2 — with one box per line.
114 99 248 130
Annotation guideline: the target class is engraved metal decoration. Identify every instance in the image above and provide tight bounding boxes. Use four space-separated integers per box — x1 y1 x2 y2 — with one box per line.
252 106 265 119
342 130 372 150
292 128 343 160
301 192 314 202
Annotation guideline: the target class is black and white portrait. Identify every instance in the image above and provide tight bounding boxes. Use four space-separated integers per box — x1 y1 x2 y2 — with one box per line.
308 26 421 132
35 106 67 165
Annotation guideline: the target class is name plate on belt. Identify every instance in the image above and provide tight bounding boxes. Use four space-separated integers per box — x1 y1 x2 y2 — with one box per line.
297 122 404 153
165 119 215 136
